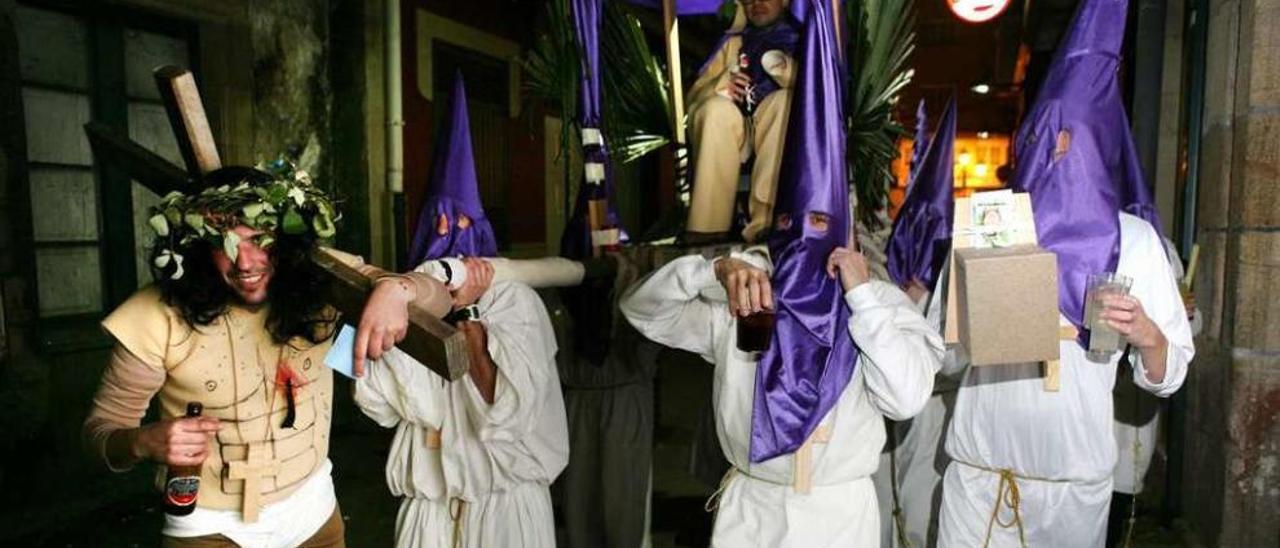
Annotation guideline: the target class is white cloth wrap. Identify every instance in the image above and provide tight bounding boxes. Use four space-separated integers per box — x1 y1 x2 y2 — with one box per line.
353 281 569 548
414 257 587 289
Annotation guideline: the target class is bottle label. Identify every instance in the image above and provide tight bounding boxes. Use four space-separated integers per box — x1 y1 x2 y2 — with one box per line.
165 476 200 507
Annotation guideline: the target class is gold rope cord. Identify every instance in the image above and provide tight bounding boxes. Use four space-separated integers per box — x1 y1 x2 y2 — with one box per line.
981 469 1027 548
704 467 738 513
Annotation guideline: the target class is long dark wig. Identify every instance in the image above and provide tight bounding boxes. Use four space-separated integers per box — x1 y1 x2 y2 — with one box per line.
148 167 336 345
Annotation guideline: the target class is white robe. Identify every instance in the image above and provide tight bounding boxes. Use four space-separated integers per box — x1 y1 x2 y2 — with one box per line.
1111 237 1202 495
873 359 958 546
937 213 1195 547
621 254 944 547
353 281 570 548
872 291 964 548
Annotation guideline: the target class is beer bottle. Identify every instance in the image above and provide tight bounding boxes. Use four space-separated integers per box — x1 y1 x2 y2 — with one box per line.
163 402 204 516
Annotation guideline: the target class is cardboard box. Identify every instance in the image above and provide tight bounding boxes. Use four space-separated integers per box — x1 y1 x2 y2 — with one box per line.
944 193 1039 344
955 245 1060 366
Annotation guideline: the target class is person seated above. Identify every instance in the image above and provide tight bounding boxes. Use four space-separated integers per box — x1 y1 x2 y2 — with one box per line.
685 0 799 244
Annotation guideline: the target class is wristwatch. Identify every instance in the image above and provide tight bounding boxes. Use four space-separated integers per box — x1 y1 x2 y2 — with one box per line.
445 304 480 326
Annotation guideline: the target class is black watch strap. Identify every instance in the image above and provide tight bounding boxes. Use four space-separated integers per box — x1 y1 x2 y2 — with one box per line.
444 304 480 326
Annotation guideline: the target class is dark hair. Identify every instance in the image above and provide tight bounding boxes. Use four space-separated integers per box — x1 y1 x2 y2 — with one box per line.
149 166 336 345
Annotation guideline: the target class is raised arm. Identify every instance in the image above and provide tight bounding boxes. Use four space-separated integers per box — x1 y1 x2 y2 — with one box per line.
319 247 453 374
619 255 722 361
829 248 944 420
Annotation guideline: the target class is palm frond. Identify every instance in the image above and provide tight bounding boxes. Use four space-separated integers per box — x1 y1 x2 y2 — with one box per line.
523 0 581 163
846 0 916 229
523 0 674 168
601 1 673 164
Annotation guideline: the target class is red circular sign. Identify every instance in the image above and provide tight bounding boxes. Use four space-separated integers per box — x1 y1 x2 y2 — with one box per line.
948 0 1011 24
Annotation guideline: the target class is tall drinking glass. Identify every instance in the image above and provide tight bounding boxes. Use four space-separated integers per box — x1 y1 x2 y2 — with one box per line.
737 310 776 353
1084 272 1133 361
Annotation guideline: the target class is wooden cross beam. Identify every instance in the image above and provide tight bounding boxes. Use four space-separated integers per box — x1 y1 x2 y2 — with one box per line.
154 65 222 174
83 66 469 381
226 443 280 523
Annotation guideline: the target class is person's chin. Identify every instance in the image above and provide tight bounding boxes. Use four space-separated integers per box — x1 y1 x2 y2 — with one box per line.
228 276 271 306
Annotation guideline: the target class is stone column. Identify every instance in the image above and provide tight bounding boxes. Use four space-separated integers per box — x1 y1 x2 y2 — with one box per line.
1183 0 1280 545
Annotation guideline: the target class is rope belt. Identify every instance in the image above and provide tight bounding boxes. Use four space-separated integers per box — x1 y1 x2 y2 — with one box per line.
953 459 1068 548
449 497 467 548
704 467 738 513
704 424 837 513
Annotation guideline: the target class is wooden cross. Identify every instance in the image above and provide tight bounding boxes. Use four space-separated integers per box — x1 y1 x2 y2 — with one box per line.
226 443 281 523
791 424 832 494
82 65 469 381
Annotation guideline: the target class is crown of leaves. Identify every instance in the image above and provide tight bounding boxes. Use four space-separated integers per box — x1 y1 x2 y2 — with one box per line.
147 158 339 280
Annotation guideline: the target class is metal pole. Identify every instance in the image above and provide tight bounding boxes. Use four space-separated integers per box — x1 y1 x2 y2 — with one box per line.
1163 0 1208 528
386 0 407 269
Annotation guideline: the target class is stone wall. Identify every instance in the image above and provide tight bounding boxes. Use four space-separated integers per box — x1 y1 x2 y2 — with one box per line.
1183 0 1280 545
248 0 331 175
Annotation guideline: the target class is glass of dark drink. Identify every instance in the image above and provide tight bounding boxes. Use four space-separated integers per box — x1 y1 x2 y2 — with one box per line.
737 310 776 353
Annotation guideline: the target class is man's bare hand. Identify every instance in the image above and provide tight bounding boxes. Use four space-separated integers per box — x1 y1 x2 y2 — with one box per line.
134 416 221 467
826 247 870 292
904 279 929 305
354 276 417 377
1099 293 1170 383
727 72 752 104
452 258 494 310
1098 294 1166 351
715 257 773 317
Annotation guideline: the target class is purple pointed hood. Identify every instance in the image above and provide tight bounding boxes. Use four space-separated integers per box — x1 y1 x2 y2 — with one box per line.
887 96 956 292
1010 0 1162 339
751 0 855 463
561 0 628 260
409 72 497 264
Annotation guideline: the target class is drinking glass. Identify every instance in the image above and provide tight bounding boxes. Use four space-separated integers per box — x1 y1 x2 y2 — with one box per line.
736 310 776 353
1084 272 1133 361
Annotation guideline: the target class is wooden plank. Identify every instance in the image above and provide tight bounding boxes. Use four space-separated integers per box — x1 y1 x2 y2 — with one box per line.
84 121 191 196
154 65 222 174
312 248 470 381
661 0 686 145
1042 361 1060 392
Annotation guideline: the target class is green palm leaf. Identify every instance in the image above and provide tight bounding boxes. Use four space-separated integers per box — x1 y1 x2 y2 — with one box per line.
846 0 916 228
523 0 674 167
523 0 581 164
601 1 673 164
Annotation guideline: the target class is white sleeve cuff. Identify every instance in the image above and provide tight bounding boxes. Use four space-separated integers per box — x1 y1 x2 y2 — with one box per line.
843 282 882 313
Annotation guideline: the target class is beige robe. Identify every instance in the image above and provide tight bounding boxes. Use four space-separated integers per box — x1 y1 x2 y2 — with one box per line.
686 30 795 242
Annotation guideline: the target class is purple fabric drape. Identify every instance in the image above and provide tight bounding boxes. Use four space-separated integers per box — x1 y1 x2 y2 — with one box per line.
561 0 629 260
622 0 724 15
886 97 956 292
751 0 855 463
409 73 497 264
1009 0 1164 341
